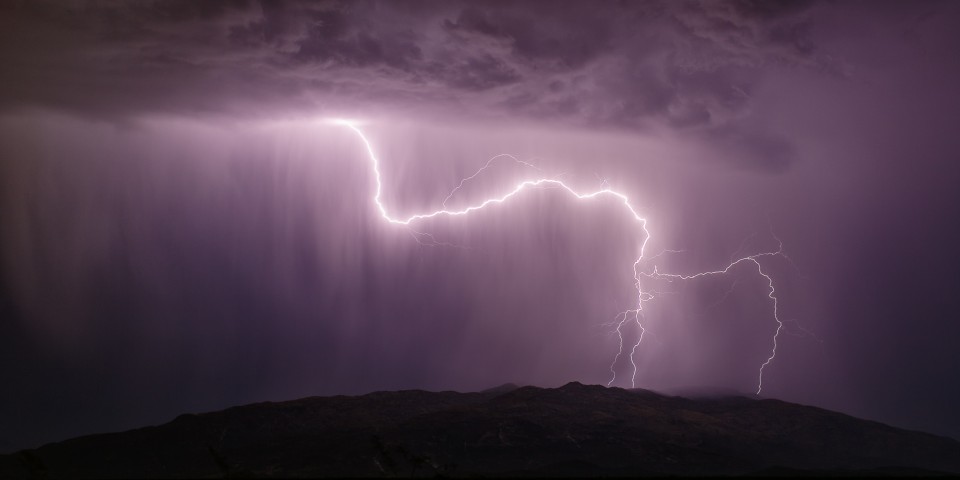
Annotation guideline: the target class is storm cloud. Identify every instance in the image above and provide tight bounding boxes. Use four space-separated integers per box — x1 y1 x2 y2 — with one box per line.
2 0 960 455
0 0 836 171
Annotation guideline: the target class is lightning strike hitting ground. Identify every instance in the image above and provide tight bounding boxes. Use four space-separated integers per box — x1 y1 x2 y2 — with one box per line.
333 119 790 395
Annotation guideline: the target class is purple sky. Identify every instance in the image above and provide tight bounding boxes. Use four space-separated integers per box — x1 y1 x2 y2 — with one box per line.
2 0 960 452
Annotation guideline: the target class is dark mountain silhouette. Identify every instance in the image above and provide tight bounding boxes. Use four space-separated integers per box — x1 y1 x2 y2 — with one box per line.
2 382 958 478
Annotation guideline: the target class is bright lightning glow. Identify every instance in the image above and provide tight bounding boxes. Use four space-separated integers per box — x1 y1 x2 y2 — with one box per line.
334 120 791 395
442 154 543 208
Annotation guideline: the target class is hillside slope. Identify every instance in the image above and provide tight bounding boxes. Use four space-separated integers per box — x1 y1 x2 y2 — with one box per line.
1 382 958 477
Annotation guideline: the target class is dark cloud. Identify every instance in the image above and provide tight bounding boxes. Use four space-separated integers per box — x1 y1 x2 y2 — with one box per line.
442 3 615 70
0 0 832 171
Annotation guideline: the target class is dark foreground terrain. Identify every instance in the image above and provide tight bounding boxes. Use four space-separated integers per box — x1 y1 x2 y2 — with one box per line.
2 382 958 478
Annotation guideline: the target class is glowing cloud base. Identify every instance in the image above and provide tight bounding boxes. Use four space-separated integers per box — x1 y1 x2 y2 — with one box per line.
334 119 788 394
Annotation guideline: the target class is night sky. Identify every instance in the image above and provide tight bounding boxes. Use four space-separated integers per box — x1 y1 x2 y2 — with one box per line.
2 0 960 453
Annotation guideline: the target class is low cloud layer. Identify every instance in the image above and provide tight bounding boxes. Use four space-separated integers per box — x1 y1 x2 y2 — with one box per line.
0 0 839 171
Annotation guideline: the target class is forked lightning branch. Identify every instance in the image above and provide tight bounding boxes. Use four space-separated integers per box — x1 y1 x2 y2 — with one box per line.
333 119 788 394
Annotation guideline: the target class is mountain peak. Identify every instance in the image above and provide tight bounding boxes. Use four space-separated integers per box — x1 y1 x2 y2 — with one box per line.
2 385 958 477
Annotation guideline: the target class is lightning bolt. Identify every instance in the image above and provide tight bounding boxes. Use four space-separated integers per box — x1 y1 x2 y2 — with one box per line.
442 153 544 208
332 119 791 395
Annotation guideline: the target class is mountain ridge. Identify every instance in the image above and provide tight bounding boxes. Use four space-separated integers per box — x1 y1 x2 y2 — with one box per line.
2 382 958 477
